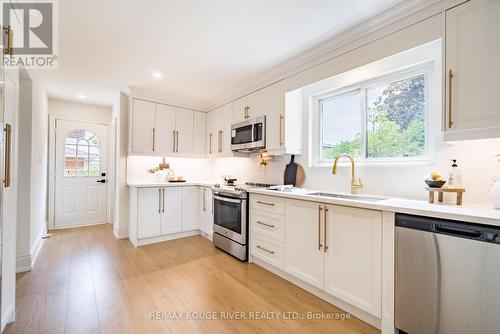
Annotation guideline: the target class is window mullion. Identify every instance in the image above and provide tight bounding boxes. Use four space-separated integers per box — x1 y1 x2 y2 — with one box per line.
360 88 367 160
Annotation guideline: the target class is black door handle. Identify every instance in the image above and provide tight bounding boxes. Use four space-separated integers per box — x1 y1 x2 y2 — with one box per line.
97 179 107 183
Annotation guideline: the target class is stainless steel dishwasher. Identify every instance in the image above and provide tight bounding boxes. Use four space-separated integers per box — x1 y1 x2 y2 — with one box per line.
395 213 500 334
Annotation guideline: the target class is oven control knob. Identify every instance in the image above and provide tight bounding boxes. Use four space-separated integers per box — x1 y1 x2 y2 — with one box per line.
214 183 220 188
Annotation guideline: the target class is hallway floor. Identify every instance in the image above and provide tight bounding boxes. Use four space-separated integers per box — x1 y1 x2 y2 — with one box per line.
6 224 379 334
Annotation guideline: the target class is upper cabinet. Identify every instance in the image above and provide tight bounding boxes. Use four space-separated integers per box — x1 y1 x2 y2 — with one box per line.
444 0 500 140
206 103 232 157
266 81 303 154
129 98 205 157
232 89 267 123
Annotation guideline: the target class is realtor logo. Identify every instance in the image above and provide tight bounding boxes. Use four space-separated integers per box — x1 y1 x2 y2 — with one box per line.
2 0 58 68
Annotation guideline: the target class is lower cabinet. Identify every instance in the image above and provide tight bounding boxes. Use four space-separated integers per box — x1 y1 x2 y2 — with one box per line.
275 198 382 318
323 205 382 318
131 186 199 246
284 199 325 289
198 186 213 236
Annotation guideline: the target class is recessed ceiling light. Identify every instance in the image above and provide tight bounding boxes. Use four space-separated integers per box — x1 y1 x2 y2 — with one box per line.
152 71 162 79
77 94 87 99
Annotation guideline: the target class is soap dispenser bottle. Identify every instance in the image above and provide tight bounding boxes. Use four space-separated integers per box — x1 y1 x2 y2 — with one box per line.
447 159 462 188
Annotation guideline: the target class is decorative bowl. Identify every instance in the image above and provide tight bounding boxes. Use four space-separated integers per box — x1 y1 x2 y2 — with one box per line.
425 180 446 188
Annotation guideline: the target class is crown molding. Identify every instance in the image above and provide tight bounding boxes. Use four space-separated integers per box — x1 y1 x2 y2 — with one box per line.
125 86 207 112
205 0 453 111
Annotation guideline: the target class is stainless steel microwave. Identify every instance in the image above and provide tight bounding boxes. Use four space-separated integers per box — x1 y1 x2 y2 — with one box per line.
231 116 266 153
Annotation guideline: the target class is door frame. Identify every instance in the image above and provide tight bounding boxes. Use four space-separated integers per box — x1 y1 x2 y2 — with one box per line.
48 115 115 230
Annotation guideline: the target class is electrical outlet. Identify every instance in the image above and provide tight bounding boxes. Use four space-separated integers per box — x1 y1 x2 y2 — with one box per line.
488 173 500 185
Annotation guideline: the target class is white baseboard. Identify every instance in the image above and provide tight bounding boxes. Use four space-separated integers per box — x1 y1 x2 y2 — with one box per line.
136 230 200 247
200 231 213 241
16 225 46 273
252 258 381 330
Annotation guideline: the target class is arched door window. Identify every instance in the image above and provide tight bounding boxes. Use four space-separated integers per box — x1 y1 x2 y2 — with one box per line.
64 129 101 177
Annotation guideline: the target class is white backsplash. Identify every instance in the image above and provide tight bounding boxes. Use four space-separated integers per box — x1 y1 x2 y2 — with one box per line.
127 137 500 206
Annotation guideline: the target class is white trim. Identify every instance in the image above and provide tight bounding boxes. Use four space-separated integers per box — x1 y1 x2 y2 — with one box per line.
135 230 200 247
252 257 381 330
1 303 15 332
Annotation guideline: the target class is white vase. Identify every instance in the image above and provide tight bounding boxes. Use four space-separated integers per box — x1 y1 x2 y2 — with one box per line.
491 182 500 209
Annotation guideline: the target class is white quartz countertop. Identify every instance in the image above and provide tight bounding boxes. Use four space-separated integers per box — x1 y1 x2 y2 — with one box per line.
248 188 500 227
127 181 214 188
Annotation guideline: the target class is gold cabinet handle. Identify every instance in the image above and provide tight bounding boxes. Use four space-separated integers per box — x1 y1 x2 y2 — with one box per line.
279 114 284 146
244 106 250 119
256 221 275 228
257 200 274 206
158 188 162 213
448 69 453 129
3 25 14 56
318 205 323 250
324 207 329 252
152 128 156 152
176 130 179 152
3 124 11 187
257 245 274 254
172 130 176 152
203 188 206 211
162 188 165 213
209 133 213 154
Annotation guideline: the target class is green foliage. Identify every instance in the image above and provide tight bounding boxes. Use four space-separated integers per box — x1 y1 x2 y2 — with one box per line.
322 75 426 160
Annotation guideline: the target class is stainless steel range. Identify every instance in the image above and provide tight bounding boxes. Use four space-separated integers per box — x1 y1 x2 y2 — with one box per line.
212 181 276 261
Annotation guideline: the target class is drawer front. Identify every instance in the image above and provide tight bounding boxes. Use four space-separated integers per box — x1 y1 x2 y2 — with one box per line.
250 233 284 269
250 211 284 242
250 194 285 215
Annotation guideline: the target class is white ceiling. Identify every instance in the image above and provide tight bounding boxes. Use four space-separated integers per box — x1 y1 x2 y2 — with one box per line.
37 0 405 106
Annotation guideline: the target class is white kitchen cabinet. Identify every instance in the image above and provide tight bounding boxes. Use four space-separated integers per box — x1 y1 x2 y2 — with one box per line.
232 88 267 123
137 187 162 238
181 186 199 231
198 186 213 236
131 99 156 153
161 188 183 234
155 103 176 153
207 103 232 157
266 81 302 154
193 112 206 157
284 199 324 289
175 108 194 154
444 0 500 140
323 205 382 317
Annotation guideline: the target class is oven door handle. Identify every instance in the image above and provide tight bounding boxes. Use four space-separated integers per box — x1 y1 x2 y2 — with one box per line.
213 194 242 204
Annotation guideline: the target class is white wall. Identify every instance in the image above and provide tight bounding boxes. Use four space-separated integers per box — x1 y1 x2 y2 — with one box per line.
47 98 114 230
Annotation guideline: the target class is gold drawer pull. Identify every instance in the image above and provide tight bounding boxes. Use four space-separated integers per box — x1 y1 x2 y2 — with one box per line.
257 245 274 254
256 221 275 228
257 201 275 206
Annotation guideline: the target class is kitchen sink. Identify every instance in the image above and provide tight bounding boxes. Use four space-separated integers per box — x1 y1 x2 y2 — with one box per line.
306 192 385 202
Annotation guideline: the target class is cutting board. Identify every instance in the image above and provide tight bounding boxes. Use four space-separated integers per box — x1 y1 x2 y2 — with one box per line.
283 155 305 187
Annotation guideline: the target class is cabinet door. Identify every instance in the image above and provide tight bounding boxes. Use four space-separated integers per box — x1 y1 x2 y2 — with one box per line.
206 111 215 156
131 99 155 153
175 108 194 154
232 89 267 123
182 186 198 231
161 188 182 235
446 0 500 132
193 112 206 157
323 205 382 317
284 199 324 289
266 81 285 151
220 103 233 155
137 188 161 238
198 187 213 234
155 104 176 154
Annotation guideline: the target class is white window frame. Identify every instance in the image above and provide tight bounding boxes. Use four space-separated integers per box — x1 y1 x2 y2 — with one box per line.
310 61 435 167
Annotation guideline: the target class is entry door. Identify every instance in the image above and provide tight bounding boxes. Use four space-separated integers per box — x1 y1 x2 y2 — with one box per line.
55 119 108 228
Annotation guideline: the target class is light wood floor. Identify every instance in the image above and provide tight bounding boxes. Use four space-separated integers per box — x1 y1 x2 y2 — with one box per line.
6 224 379 334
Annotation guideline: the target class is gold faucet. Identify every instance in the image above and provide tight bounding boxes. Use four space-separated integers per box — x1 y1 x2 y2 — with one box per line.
332 154 363 195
